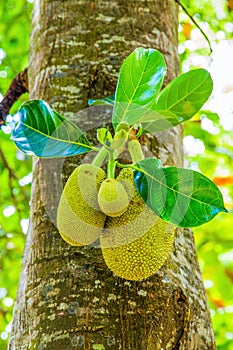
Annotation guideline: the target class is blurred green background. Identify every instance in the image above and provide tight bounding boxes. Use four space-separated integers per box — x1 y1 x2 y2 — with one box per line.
0 0 233 349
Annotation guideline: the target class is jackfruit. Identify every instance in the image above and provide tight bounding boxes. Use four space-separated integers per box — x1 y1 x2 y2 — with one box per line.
57 164 106 246
110 129 128 150
98 178 130 217
100 168 176 280
127 139 144 164
115 121 130 133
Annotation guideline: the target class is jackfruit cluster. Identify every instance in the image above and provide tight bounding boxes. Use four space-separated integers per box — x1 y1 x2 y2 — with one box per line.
57 164 106 246
57 164 175 281
100 168 176 280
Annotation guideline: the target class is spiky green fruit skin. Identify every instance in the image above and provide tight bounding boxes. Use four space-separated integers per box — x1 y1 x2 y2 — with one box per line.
100 168 176 280
57 164 106 246
98 178 130 217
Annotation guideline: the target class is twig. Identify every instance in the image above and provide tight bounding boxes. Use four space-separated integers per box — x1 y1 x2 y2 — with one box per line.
0 145 30 211
0 145 18 180
175 0 213 54
0 67 28 125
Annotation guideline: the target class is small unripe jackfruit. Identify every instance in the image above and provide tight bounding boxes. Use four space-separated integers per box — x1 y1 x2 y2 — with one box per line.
57 164 106 246
115 121 130 133
110 129 128 150
100 168 175 280
98 178 130 217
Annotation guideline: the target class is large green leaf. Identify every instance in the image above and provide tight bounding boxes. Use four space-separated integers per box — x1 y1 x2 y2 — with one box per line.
155 69 213 122
140 110 181 133
112 47 166 129
133 158 227 227
11 100 92 158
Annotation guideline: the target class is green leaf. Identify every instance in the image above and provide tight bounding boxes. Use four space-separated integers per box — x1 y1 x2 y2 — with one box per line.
199 110 220 123
112 47 166 129
11 100 92 158
140 110 181 133
97 127 112 145
88 95 115 106
133 158 227 227
155 69 213 122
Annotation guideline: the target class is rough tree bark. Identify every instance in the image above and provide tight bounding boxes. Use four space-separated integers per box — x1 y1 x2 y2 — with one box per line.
9 0 216 349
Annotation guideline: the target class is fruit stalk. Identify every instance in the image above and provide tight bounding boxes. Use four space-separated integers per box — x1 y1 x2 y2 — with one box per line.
92 146 109 168
107 156 117 179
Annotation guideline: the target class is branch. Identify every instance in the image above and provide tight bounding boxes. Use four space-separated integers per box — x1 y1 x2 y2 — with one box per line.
0 145 18 180
175 0 213 54
0 145 30 212
0 67 29 125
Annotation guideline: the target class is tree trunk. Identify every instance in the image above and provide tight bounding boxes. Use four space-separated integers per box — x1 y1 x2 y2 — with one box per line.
9 0 216 349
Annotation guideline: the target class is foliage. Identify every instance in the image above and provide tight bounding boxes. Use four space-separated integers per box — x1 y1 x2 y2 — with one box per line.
134 158 226 227
179 1 233 348
0 0 31 110
9 48 226 232
183 112 233 349
0 1 32 348
0 0 232 348
12 100 92 157
0 133 31 348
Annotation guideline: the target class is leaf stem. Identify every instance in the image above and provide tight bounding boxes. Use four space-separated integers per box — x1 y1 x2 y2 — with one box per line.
116 162 132 169
107 151 117 179
91 146 109 167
